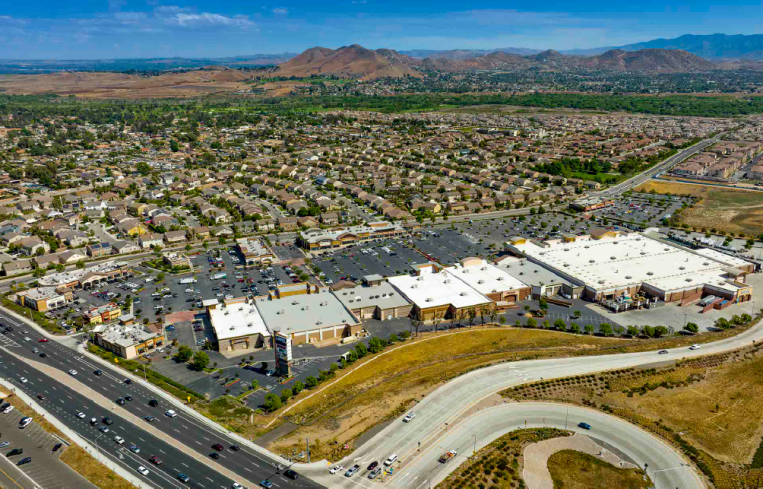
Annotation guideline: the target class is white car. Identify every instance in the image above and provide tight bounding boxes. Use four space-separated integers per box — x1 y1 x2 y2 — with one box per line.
24 337 31 342
232 484 244 489
19 377 27 384
114 436 125 445
69 369 78 376
329 465 343 474
165 410 177 418
689 344 700 350
3 405 14 414
76 411 86 419
19 417 32 428
137 466 150 476
403 412 416 423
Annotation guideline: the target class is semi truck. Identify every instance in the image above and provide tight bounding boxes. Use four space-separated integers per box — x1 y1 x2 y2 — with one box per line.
211 272 227 280
178 278 197 285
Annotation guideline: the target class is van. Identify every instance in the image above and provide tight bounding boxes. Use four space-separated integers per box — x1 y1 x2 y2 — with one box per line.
384 454 398 466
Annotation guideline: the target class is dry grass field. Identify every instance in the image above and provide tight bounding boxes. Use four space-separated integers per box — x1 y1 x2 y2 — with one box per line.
0 69 253 98
635 180 763 236
547 450 652 489
270 328 616 459
502 341 763 488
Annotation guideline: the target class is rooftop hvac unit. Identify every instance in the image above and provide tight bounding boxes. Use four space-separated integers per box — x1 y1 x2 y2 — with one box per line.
459 292 467 296
647 272 654 276
589 260 595 263
224 311 229 315
686 278 693 282
291 301 298 305
679 266 685 270
610 256 616 260
625 275 632 279
584 246 589 249
480 266 487 271
703 262 709 266
316 320 322 325
425 298 433 302
349 299 354 303
238 306 243 311
477 279 485 284
497 277 504 281
598 280 605 284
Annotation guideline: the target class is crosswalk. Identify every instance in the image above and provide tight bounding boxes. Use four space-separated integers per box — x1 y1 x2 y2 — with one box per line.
0 334 21 348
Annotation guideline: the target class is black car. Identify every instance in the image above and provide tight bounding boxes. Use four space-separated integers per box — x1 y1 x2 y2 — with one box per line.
116 398 126 405
39 352 47 358
209 452 220 460
94 370 102 376
283 469 299 480
17 457 31 466
102 417 114 425
6 448 23 457
148 400 159 407
367 461 378 471
229 445 240 452
52 443 63 452
125 396 133 402
124 379 132 385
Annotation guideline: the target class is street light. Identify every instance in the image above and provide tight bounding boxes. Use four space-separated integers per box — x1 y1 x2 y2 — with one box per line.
95 433 104 461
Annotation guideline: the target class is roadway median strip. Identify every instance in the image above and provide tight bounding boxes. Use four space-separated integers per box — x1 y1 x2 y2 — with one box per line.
1 348 258 489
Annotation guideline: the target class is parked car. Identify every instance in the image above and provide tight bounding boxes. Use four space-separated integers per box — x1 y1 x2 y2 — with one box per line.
345 464 360 477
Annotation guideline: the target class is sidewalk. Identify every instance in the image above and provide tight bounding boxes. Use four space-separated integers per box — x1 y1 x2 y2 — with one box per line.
0 378 146 489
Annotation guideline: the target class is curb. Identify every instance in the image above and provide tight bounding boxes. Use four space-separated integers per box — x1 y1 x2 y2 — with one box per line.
0 378 151 489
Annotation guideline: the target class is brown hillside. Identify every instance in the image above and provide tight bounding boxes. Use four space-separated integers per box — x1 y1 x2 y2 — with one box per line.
276 45 421 79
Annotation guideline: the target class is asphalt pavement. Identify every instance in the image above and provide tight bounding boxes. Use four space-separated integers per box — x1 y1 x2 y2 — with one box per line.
0 309 323 489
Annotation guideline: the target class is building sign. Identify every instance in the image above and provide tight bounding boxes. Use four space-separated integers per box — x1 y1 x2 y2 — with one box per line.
275 333 292 362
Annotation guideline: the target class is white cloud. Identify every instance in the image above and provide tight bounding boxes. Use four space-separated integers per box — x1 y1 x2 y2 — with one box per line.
166 12 255 28
272 8 288 14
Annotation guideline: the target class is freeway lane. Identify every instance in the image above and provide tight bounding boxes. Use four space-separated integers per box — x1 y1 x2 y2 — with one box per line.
0 309 323 489
299 317 763 488
0 349 234 489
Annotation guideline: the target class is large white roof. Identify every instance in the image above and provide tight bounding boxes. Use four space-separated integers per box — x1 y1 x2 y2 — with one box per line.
388 270 492 309
510 233 749 293
444 259 529 295
209 302 271 341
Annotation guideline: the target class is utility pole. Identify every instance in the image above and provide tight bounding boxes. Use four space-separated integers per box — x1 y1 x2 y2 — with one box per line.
564 407 569 430
306 437 310 463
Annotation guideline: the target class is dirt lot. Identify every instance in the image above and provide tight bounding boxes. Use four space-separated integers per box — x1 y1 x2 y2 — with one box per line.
0 70 254 98
635 180 763 236
547 450 651 489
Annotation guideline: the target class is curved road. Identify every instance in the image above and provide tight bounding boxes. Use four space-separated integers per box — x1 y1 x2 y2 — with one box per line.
388 403 699 489
300 317 763 488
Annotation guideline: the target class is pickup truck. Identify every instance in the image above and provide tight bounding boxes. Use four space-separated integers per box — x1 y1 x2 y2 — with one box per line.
439 450 457 463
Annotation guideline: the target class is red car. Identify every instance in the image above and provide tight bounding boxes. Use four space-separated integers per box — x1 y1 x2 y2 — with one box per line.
212 443 224 451
149 455 162 465
38 339 49 343
238 279 244 282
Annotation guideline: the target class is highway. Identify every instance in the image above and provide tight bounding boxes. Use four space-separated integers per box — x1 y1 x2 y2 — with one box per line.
0 308 323 489
599 134 723 197
299 312 763 488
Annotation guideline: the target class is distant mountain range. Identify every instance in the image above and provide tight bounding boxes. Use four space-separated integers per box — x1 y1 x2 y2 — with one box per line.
2 33 763 77
414 34 763 61
274 45 719 79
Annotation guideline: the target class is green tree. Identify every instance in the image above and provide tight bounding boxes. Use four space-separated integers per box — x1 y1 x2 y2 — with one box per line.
584 324 594 334
627 325 640 336
280 388 293 403
553 319 566 332
600 323 613 336
176 345 193 362
292 381 304 395
263 393 282 412
569 322 580 334
305 376 318 389
526 317 537 328
654 326 669 338
683 322 699 334
368 337 384 354
355 342 368 358
251 380 260 390
192 351 209 371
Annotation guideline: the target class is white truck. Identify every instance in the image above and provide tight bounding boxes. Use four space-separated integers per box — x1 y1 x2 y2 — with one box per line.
211 272 227 280
178 278 198 285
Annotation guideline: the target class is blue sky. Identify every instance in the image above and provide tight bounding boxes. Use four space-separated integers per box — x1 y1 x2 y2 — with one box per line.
1 0 762 59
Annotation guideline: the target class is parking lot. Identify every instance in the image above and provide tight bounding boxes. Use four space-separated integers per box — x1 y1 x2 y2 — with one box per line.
587 192 695 228
311 240 425 283
0 401 92 489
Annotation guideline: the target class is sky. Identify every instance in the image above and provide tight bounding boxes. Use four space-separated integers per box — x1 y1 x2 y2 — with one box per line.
1 0 762 59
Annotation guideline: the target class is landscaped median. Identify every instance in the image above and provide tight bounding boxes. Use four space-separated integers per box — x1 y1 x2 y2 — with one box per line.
1 296 65 334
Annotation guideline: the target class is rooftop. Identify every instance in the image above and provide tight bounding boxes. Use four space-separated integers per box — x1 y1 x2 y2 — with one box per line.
255 290 359 334
444 258 529 295
388 267 491 309
95 323 158 348
209 300 271 341
333 281 411 310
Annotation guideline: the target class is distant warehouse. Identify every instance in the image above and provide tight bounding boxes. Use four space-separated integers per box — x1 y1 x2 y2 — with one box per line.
505 229 753 305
